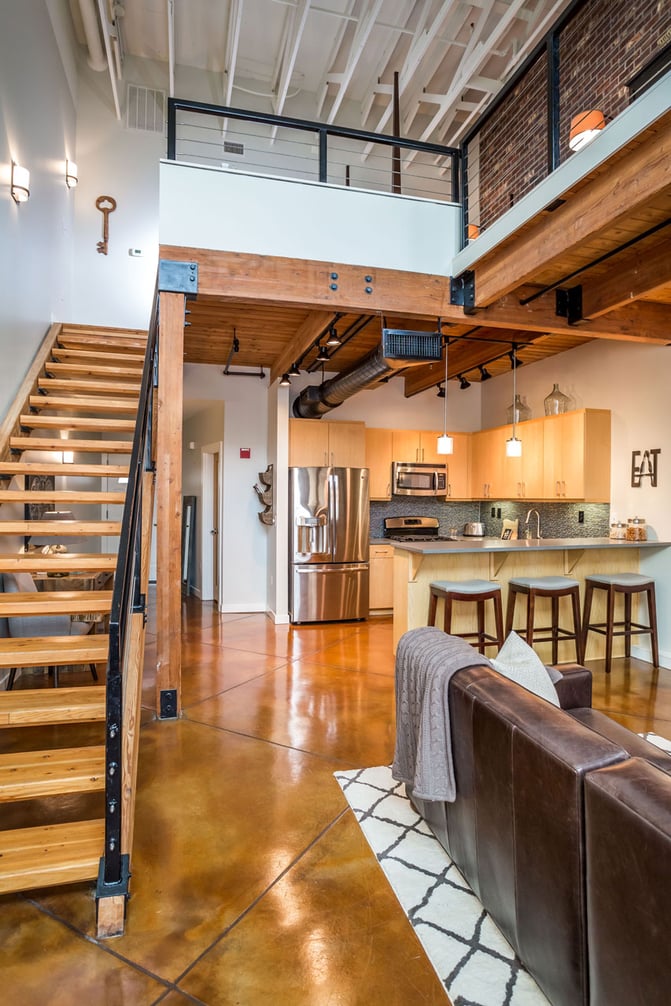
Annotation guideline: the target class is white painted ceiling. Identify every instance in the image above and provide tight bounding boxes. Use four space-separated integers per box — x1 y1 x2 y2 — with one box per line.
74 0 574 146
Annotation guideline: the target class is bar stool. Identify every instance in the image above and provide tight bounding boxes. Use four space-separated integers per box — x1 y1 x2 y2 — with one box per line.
582 573 659 674
427 579 504 654
505 575 583 663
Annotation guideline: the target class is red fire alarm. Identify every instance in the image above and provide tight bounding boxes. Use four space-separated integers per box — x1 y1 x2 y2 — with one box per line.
240 447 251 459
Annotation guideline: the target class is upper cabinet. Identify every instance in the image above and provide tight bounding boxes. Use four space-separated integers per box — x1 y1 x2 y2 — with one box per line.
470 427 504 499
289 419 366 468
543 409 611 501
445 432 471 499
365 428 393 500
501 417 544 499
391 429 443 463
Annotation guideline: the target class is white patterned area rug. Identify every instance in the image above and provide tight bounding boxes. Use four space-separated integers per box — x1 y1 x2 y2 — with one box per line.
335 765 549 1006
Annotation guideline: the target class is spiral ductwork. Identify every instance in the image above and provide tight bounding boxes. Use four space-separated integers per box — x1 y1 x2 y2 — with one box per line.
292 330 442 419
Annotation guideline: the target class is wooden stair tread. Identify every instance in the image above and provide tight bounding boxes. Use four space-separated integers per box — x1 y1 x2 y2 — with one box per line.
37 378 141 396
0 590 112 616
58 330 147 350
29 395 139 415
0 819 104 894
10 437 132 454
0 634 109 669
46 362 145 379
0 553 116 572
51 348 145 366
0 521 122 536
0 745 105 801
0 490 126 504
0 686 106 726
0 461 129 477
19 414 136 432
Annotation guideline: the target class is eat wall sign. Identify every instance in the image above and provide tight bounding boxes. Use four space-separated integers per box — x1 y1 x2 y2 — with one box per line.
631 449 661 487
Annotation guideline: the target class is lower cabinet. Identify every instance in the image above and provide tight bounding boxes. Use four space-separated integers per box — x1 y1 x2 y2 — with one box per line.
369 544 394 611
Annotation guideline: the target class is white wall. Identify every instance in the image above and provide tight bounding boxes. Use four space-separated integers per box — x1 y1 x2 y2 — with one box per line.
0 0 77 418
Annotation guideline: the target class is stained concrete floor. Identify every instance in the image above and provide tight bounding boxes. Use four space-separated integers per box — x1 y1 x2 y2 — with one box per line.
2 596 671 1005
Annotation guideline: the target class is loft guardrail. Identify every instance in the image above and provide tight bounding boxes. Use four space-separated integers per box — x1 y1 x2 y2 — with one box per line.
97 287 158 906
167 97 461 204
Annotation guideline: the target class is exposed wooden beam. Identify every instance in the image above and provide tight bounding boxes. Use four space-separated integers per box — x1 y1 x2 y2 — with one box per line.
269 311 334 385
581 236 671 319
472 113 671 306
156 291 184 719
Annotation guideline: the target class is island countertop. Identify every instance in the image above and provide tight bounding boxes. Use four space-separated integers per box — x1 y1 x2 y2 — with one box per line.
388 536 671 555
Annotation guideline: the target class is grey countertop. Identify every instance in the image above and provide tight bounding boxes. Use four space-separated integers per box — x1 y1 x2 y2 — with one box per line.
377 536 670 555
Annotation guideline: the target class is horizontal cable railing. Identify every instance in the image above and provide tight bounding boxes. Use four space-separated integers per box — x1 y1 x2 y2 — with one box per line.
167 98 461 204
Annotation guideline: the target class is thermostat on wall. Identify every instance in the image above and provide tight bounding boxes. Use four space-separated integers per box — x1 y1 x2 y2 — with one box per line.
128 247 144 257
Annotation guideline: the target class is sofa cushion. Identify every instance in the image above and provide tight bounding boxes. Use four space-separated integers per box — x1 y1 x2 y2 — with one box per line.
570 707 671 776
490 631 560 705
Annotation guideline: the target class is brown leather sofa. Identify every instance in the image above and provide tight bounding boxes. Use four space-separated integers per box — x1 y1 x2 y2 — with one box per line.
403 653 671 1006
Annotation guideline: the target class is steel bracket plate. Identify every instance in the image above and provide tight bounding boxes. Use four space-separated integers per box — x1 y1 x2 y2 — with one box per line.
160 688 178 719
556 285 583 325
96 853 130 901
449 270 476 314
158 259 198 296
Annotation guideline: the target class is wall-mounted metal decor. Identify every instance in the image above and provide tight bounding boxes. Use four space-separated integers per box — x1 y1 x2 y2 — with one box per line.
254 465 274 525
631 449 661 487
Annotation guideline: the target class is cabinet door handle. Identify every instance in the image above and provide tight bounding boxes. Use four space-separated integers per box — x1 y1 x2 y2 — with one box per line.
386 482 391 497
447 483 452 497
556 480 560 497
562 480 566 496
324 451 328 465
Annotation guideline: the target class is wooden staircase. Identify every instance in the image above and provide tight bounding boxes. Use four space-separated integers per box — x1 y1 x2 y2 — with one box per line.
0 323 148 905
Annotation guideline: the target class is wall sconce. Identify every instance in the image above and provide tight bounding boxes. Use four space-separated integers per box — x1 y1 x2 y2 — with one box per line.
65 159 78 188
569 110 606 152
11 162 30 203
467 223 480 241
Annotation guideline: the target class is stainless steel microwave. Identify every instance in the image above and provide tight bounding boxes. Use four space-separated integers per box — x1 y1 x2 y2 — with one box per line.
392 461 447 496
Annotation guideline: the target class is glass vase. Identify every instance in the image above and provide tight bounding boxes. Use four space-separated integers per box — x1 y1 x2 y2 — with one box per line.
544 383 570 415
507 394 531 424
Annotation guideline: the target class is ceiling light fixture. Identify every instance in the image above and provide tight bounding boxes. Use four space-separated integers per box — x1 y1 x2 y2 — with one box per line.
11 161 30 203
458 374 471 390
479 365 492 381
436 327 453 455
315 344 330 363
279 373 291 386
288 362 300 376
568 109 606 152
325 324 341 348
436 383 445 399
65 159 78 188
506 345 522 458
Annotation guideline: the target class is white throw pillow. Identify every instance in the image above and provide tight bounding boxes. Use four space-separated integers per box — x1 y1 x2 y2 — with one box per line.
490 631 560 706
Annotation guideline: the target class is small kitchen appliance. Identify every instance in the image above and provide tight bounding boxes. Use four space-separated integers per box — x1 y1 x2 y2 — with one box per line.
392 461 447 497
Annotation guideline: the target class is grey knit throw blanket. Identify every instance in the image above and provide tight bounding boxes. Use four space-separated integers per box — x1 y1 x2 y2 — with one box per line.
392 627 492 802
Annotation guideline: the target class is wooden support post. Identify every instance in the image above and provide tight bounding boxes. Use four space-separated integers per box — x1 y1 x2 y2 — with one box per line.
156 291 184 717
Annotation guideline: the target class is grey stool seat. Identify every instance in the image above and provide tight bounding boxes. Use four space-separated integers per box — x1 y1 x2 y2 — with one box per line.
428 579 504 654
505 575 583 664
582 573 659 673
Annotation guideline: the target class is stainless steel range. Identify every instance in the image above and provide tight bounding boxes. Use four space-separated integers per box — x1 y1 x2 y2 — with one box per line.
383 515 457 543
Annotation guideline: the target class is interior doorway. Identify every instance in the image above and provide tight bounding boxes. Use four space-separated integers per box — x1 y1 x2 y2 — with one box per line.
201 442 224 607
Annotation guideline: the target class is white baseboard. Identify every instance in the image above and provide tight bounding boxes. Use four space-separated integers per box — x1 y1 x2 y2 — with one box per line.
631 643 671 670
218 603 266 614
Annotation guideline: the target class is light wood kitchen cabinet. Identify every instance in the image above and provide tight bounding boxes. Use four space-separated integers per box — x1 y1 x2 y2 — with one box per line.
445 432 471 498
391 429 444 463
470 427 504 498
365 428 393 500
543 408 611 501
501 417 544 499
289 419 366 467
369 544 394 610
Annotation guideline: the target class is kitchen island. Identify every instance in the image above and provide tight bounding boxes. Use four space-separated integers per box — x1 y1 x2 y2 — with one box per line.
392 537 670 662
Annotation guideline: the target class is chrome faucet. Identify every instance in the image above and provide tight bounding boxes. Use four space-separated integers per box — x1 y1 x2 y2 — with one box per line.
525 508 542 539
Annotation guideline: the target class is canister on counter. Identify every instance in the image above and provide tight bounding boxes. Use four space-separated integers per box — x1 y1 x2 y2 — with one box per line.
610 521 626 540
626 516 647 541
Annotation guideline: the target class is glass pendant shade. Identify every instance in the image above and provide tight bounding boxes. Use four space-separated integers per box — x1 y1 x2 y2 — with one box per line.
437 434 453 455
506 436 522 457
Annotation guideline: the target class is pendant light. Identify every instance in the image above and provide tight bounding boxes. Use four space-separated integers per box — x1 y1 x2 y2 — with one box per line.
506 345 522 457
437 329 453 455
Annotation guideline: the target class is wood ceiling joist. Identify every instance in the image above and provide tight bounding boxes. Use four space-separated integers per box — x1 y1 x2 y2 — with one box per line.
581 235 671 319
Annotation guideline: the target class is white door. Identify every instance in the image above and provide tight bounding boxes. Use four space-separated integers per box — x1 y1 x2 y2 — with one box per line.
201 442 224 607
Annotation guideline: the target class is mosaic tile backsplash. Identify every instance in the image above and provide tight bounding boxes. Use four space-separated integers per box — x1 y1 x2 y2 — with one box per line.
370 498 610 539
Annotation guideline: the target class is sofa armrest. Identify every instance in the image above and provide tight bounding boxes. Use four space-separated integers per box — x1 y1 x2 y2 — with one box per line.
550 663 592 709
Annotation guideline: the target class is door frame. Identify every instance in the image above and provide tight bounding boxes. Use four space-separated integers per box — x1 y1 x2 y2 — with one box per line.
201 441 224 608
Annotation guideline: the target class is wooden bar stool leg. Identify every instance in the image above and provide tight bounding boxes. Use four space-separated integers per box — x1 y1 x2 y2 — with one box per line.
624 592 632 658
505 588 516 636
428 590 438 627
647 583 660 667
493 593 504 648
444 595 453 635
476 599 486 654
525 591 535 648
551 594 559 664
582 581 594 660
571 587 583 663
605 586 615 675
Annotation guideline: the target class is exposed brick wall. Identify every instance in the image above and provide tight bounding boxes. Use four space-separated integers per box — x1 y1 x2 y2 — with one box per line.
471 0 671 232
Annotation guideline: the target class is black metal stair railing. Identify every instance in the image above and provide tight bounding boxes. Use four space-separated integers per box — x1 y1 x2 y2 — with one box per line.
96 286 159 903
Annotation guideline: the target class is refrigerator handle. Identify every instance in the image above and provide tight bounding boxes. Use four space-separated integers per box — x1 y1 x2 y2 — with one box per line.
328 473 338 557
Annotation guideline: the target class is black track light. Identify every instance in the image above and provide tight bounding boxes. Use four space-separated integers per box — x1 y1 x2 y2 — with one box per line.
288 362 300 376
458 374 471 390
326 325 341 348
436 383 445 398
279 373 291 387
315 344 330 363
479 365 492 381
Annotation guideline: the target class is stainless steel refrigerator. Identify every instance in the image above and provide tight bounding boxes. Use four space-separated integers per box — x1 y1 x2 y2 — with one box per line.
289 466 369 624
